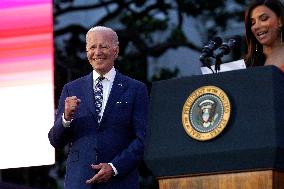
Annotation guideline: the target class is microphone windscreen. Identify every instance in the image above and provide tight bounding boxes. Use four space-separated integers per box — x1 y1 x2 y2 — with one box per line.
231 35 242 47
212 37 223 47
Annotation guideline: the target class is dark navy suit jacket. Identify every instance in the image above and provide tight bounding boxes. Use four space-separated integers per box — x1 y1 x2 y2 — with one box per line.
48 71 149 189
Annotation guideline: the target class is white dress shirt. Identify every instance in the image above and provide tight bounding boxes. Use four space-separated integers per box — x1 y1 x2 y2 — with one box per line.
93 67 116 120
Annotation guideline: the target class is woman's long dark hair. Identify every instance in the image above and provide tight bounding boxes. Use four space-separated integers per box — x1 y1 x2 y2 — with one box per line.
244 0 284 67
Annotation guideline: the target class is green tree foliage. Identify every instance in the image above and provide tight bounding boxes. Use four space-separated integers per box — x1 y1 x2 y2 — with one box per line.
53 0 247 104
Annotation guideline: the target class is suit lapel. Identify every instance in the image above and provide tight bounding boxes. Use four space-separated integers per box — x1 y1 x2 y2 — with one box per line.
81 72 99 119
101 72 127 123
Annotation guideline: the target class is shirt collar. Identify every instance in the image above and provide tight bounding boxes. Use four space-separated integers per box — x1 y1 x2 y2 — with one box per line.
93 67 116 83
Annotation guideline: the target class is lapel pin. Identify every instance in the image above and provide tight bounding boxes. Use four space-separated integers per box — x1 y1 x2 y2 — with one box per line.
118 83 123 86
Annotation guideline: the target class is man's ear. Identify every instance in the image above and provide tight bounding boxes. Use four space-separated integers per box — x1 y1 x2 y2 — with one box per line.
114 46 119 59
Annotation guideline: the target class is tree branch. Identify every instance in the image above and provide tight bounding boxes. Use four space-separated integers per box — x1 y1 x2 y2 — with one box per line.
54 0 115 17
54 24 87 37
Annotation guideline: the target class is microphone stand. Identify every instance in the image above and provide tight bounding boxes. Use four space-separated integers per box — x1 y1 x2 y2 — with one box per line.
201 57 215 74
214 56 222 73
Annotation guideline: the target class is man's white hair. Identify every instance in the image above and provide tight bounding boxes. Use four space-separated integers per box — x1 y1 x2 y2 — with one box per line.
86 26 119 46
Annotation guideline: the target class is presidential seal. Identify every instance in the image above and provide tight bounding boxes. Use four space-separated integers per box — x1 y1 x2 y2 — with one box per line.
182 86 231 141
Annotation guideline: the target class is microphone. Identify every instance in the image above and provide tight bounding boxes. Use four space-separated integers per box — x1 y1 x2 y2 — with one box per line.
199 37 223 62
214 36 241 58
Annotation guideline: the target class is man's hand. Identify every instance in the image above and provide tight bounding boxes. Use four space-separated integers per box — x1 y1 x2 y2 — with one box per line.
64 96 81 121
86 163 114 184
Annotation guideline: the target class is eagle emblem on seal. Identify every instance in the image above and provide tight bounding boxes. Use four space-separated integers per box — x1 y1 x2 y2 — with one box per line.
197 99 219 128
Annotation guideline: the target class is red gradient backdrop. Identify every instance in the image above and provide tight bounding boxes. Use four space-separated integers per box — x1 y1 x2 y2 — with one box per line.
0 0 55 169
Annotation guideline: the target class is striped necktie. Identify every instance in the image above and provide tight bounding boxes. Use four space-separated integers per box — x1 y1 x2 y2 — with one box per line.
94 76 104 122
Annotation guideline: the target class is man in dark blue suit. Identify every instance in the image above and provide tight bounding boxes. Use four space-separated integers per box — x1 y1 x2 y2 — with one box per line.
48 26 149 189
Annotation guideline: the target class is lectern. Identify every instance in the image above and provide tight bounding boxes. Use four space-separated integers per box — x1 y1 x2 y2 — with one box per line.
144 66 284 189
